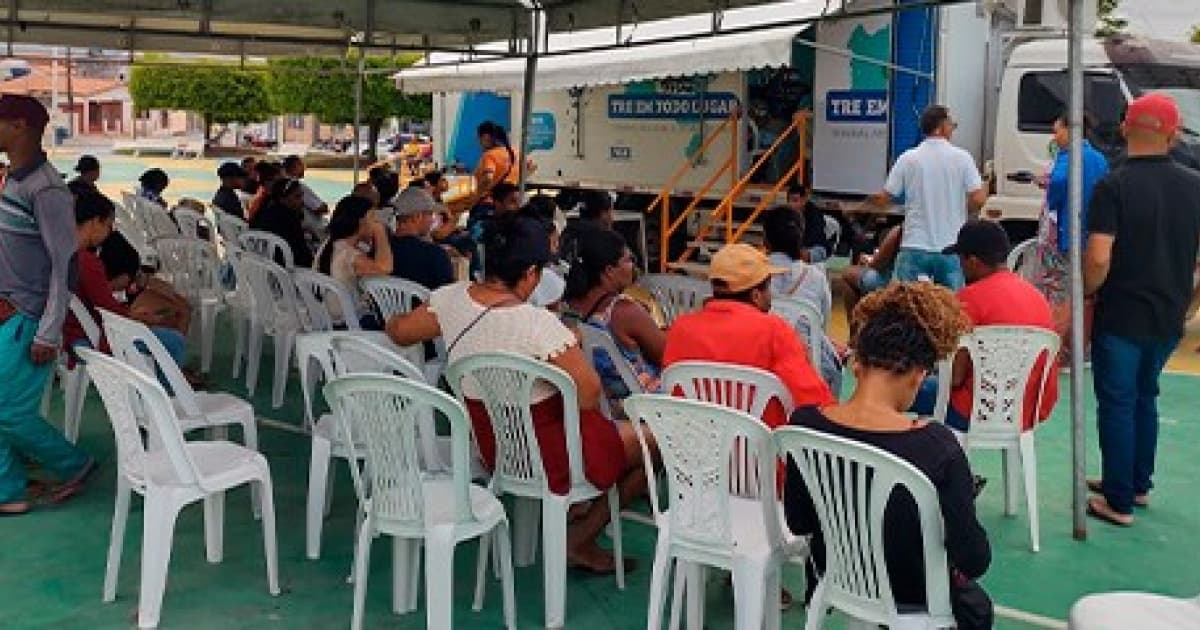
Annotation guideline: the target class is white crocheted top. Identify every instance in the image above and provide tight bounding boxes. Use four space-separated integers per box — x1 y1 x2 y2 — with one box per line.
429 281 576 402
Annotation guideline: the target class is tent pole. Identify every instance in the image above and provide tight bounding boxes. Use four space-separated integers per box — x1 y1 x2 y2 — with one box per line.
1067 0 1087 541
352 41 367 184
518 8 541 194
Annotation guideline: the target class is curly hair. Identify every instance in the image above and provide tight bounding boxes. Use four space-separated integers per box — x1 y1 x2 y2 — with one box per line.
850 282 972 374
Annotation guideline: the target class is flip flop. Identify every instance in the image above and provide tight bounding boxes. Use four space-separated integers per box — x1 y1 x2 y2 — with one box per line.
47 458 98 505
1087 496 1133 527
1086 479 1150 508
0 501 30 516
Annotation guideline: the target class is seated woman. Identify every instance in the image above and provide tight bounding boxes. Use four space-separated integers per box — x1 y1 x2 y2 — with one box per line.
66 191 189 372
314 195 393 328
784 282 991 629
386 216 648 574
761 206 845 395
560 224 664 414
136 168 170 209
250 177 314 268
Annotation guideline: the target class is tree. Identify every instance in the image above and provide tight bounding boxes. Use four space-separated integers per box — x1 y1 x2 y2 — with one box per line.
265 55 431 162
130 64 273 142
1095 0 1128 38
1191 24 1200 44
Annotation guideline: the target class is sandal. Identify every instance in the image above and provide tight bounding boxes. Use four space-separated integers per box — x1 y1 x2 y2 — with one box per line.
1087 479 1150 508
567 552 638 576
47 458 98 505
0 500 30 516
1087 496 1133 527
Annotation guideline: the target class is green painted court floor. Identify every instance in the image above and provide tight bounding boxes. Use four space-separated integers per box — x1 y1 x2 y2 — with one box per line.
5 321 1200 630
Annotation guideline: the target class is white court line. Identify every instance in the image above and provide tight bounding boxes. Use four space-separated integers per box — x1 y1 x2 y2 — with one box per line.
254 416 1070 628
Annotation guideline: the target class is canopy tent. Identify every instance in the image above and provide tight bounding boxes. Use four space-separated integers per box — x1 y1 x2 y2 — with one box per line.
0 0 791 57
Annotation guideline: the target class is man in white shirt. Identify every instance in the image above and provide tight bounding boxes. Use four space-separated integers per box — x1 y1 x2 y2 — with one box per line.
867 105 989 290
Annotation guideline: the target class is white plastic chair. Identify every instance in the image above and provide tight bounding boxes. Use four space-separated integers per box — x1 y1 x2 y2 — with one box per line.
361 276 446 384
304 332 427 560
141 204 182 241
823 215 842 255
238 229 295 269
40 296 101 443
233 252 304 409
172 207 214 243
153 238 226 374
1069 591 1200 629
324 373 516 630
445 351 626 629
638 273 712 327
1007 238 1038 281
118 192 160 266
80 348 279 629
216 213 249 249
774 426 956 630
626 394 785 630
293 268 363 333
771 296 824 370
938 325 1059 552
577 324 645 420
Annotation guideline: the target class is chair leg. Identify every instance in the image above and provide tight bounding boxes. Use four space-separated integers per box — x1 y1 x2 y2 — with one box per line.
103 479 132 603
245 322 263 396
270 332 295 409
203 491 225 563
541 497 569 629
646 534 672 630
1004 447 1021 516
803 581 828 630
764 566 782 630
668 560 685 630
257 475 281 596
407 540 421 612
1020 433 1040 552
240 414 262 520
64 370 88 444
137 493 182 629
686 565 707 630
200 304 217 374
305 436 333 560
231 314 247 379
473 533 491 611
393 537 414 615
730 562 767 630
495 521 517 630
350 516 374 630
424 532 457 630
607 487 625 590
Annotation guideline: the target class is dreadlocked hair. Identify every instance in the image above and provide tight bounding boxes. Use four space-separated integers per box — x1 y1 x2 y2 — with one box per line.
850 282 971 374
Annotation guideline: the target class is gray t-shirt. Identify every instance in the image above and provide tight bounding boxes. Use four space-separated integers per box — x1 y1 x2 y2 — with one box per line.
0 155 78 345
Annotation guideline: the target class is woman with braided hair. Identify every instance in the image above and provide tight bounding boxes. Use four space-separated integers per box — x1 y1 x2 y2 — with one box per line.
784 282 994 629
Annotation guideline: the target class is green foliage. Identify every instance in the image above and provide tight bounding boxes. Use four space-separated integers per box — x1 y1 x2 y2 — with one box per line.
1191 25 1200 44
264 55 431 124
128 64 273 125
1095 0 1128 38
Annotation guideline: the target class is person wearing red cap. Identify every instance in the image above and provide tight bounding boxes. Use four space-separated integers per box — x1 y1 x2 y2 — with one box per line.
1083 92 1200 526
0 95 95 514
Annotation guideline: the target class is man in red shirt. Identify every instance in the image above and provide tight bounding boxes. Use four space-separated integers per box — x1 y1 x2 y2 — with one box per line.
915 220 1059 432
663 244 835 427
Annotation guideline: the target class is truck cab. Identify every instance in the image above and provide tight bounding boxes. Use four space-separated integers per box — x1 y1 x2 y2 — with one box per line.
988 36 1200 239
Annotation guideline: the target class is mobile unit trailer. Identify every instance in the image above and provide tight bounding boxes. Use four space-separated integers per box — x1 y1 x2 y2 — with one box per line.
398 0 1200 269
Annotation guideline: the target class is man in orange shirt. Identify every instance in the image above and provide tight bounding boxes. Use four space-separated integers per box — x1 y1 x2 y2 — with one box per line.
663 244 835 427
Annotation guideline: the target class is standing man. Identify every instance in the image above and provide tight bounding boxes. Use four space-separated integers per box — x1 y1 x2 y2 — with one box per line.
867 105 988 290
1084 93 1200 527
0 95 95 515
785 184 832 263
67 154 101 197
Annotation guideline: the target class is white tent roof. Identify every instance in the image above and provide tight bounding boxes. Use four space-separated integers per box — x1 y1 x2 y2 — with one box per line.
395 0 827 93
0 0 794 56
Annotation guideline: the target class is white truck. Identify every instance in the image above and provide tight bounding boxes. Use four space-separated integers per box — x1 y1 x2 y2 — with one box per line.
399 0 1200 263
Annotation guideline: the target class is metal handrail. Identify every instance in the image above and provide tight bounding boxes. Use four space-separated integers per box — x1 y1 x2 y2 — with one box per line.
645 112 736 219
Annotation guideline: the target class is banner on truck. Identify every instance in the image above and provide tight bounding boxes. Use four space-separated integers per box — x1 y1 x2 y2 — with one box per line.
607 92 740 120
813 13 892 195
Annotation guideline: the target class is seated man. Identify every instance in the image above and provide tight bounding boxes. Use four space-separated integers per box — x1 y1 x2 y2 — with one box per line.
785 184 832 263
913 220 1059 432
212 162 248 218
664 243 835 428
841 224 901 316
389 187 455 291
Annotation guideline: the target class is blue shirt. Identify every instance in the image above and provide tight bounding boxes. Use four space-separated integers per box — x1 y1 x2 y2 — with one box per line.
1046 140 1108 254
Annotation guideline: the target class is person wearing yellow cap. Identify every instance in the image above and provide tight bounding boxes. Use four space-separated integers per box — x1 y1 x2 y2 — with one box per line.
663 243 835 431
1083 92 1200 527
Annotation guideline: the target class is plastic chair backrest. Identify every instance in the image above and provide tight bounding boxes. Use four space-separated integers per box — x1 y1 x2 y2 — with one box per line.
960 325 1060 440
78 347 201 489
172 208 212 242
625 394 781 555
100 309 204 417
773 426 953 627
69 296 101 347
216 213 248 248
324 374 476 534
234 251 303 332
361 276 430 321
823 215 842 252
153 238 222 304
1007 238 1038 281
771 296 824 369
638 273 711 327
141 204 182 240
577 324 644 419
445 351 584 496
238 229 294 269
292 268 362 332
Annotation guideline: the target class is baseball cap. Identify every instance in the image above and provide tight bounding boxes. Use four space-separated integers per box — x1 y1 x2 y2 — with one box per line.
217 162 247 178
389 186 447 217
709 243 786 293
74 154 100 173
942 219 1011 265
1124 92 1180 137
0 95 49 129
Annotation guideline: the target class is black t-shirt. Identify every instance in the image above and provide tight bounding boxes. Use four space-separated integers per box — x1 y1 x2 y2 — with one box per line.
389 234 454 290
1087 155 1200 340
212 186 244 218
249 202 313 268
784 407 990 608
800 201 831 254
